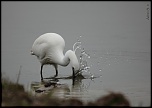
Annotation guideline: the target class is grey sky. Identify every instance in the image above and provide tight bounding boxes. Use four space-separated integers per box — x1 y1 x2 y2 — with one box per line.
1 1 150 84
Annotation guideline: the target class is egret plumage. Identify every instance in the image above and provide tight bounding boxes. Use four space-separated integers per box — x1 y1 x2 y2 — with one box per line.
31 33 80 81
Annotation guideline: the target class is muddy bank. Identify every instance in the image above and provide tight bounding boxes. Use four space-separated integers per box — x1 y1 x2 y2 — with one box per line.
2 78 130 106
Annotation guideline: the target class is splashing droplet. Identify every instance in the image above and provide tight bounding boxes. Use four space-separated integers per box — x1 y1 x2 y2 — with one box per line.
93 52 96 56
91 75 94 78
97 61 100 65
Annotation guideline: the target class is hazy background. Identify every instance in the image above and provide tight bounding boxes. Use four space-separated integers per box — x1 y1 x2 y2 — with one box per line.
1 1 151 106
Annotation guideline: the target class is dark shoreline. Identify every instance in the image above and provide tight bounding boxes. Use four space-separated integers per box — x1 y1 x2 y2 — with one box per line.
2 77 130 106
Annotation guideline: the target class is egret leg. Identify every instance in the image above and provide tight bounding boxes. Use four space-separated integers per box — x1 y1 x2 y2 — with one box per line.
72 67 75 79
72 67 75 85
40 65 44 81
54 64 58 77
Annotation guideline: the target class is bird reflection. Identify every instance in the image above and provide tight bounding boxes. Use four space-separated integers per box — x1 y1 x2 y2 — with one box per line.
30 74 87 98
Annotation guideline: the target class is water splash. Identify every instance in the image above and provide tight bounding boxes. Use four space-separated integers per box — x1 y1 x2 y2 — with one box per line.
73 36 82 52
72 36 93 77
79 48 92 75
72 35 103 80
73 41 81 52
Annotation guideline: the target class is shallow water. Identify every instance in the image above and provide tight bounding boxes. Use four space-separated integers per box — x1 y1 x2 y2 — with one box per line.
29 49 150 106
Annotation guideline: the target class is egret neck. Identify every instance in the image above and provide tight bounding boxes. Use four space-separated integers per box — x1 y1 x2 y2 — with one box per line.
59 50 80 74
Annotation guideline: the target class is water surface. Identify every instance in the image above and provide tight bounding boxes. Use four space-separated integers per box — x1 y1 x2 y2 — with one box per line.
30 49 150 106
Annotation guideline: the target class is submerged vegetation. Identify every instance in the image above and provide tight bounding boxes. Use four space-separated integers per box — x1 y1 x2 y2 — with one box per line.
2 77 130 106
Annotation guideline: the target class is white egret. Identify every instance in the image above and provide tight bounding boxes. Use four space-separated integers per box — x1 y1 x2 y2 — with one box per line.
31 33 80 81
